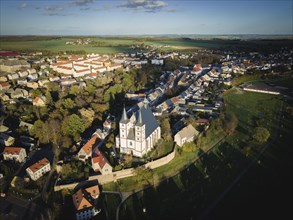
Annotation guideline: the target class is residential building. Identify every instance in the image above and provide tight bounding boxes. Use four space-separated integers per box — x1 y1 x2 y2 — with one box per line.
91 147 112 175
3 147 27 163
72 185 101 220
116 101 161 157
0 82 11 90
33 96 46 107
77 135 100 161
174 124 199 147
0 133 15 146
26 158 51 181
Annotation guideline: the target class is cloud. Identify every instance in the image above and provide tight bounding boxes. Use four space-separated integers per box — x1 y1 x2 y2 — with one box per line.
119 0 168 12
166 8 179 13
43 6 66 16
72 0 96 6
18 2 28 9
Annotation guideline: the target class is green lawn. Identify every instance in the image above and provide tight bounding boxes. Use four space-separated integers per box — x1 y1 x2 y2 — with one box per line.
103 193 121 220
224 88 280 135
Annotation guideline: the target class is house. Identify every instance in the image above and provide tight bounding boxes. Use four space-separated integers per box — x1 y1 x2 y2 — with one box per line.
106 64 122 72
38 79 49 87
27 73 39 81
72 185 101 220
17 79 28 86
0 82 11 90
33 96 46 107
3 147 27 163
174 124 199 147
91 147 112 175
196 118 209 125
18 70 29 78
7 73 19 80
0 75 8 82
0 60 30 72
0 133 15 146
191 64 203 76
116 101 161 158
26 157 51 181
77 135 100 161
26 81 39 89
151 59 164 65
19 121 34 131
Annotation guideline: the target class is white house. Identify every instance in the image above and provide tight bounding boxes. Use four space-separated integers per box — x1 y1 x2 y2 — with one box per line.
116 101 161 158
0 133 15 146
174 124 199 147
72 185 101 220
3 147 27 163
91 147 112 175
151 59 164 65
26 157 51 181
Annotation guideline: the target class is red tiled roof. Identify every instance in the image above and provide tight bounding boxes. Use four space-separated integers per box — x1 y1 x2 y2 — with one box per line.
3 147 22 155
0 51 19 56
196 119 209 124
0 82 11 87
91 147 109 169
80 135 100 156
27 158 50 173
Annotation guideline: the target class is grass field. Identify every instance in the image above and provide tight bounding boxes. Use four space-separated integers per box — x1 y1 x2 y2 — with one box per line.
114 89 283 220
0 38 137 54
0 37 253 54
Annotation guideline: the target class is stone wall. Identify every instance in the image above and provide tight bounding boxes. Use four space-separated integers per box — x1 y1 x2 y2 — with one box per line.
54 151 176 191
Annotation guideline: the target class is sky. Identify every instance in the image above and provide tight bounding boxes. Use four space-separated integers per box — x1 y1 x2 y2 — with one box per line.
0 0 292 35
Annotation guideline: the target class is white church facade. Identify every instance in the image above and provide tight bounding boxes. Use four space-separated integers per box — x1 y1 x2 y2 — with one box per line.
116 103 161 158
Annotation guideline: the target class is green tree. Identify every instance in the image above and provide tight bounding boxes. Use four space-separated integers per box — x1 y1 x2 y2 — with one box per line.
224 112 238 135
30 120 50 144
253 127 270 143
63 98 76 110
160 117 172 140
61 114 85 141
79 108 95 127
69 85 80 96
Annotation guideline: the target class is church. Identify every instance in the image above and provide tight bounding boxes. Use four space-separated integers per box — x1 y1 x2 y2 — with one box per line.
115 102 161 158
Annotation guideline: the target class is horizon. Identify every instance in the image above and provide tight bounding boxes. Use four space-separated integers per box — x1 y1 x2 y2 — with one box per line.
1 0 292 36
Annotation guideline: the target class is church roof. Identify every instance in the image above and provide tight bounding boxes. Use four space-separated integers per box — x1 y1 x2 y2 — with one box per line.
120 107 129 123
135 105 159 138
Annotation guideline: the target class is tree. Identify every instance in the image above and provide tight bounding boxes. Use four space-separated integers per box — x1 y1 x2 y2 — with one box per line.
61 114 85 142
30 120 50 144
69 85 80 96
182 142 196 152
79 108 95 127
134 167 153 185
253 127 270 143
63 98 76 110
160 117 172 140
48 119 61 147
224 112 238 135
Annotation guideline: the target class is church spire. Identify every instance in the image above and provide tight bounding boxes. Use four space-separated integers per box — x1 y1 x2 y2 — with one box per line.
120 106 129 123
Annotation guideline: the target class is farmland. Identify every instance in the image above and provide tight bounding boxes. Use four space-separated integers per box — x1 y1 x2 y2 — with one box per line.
2 36 292 54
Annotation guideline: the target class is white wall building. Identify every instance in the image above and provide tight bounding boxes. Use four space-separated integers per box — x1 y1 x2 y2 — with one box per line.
116 102 161 158
26 157 51 181
3 147 27 163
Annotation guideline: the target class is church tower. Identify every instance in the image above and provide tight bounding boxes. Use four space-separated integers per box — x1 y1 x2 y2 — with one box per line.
119 107 129 139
